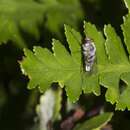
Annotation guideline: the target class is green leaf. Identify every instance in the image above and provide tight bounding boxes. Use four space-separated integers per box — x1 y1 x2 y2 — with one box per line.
84 22 130 110
0 0 83 47
124 0 130 12
21 20 130 109
73 112 113 130
44 0 84 35
0 0 44 47
116 73 130 110
20 26 82 102
121 14 130 58
102 25 128 104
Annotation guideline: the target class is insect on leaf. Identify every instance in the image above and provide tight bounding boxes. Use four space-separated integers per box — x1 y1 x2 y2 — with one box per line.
20 19 130 110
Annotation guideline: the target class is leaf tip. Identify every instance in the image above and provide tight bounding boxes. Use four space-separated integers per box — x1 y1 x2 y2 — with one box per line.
64 24 70 32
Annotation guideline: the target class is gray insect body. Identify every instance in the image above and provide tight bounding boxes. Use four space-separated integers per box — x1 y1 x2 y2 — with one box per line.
82 37 96 72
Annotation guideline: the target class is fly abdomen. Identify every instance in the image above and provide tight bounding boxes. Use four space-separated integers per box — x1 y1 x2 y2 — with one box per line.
82 37 96 72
